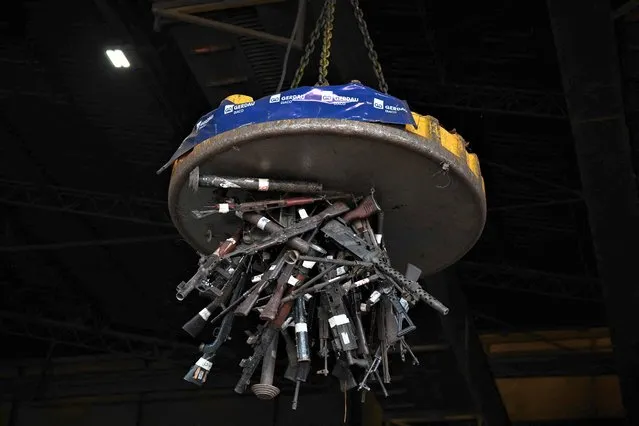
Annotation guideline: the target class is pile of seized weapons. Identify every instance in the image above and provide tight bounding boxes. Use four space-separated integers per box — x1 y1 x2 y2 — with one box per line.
177 170 449 408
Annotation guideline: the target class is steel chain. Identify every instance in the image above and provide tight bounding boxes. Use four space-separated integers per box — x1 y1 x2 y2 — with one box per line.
290 0 330 89
317 0 336 86
349 0 388 93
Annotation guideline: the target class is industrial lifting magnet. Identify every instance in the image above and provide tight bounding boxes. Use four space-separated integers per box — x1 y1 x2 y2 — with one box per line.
168 117 486 276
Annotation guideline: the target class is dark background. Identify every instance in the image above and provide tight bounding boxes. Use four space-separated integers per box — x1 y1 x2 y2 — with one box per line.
1 0 637 425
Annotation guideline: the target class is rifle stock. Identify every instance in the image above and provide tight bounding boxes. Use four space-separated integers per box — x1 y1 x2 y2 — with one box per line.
342 194 381 223
235 250 287 316
260 260 296 321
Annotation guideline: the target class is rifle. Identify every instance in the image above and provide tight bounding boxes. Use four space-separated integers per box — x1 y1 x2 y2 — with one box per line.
332 358 357 392
234 249 288 317
342 194 381 224
229 202 348 257
183 271 247 386
291 361 311 410
190 168 324 193
259 260 296 321
321 219 450 315
192 195 349 218
280 328 299 382
234 295 296 394
316 305 330 376
176 231 241 301
322 281 358 352
261 240 325 320
293 298 310 362
250 333 280 400
182 258 247 337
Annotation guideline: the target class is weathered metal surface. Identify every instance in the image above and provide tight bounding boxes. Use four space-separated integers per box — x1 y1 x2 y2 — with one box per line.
168 118 486 275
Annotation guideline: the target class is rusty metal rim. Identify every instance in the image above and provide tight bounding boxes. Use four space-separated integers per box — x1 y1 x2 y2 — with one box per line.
168 118 486 266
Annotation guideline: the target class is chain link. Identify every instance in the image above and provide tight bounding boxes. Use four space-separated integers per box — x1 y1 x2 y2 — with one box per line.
317 0 336 86
291 0 388 92
349 0 388 93
290 0 330 89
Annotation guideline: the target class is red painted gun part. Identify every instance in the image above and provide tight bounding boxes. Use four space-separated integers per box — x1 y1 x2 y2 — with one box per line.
214 229 242 256
272 288 295 328
260 263 296 321
342 194 381 223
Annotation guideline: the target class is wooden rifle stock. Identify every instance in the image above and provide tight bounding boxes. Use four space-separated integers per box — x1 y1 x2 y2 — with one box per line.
234 250 287 316
260 262 296 321
272 287 295 328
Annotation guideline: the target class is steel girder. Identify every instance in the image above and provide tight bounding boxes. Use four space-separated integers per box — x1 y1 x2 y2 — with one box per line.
548 0 639 422
0 178 172 227
425 271 511 426
0 310 196 361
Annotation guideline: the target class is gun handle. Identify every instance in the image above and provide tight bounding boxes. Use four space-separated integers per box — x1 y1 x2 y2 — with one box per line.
342 195 381 224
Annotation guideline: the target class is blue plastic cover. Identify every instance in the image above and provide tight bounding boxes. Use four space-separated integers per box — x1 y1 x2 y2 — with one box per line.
158 82 416 173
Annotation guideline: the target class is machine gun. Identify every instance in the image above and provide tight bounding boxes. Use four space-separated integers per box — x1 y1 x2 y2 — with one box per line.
320 219 449 315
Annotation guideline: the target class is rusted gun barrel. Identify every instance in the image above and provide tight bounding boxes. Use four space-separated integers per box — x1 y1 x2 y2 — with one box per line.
189 167 324 193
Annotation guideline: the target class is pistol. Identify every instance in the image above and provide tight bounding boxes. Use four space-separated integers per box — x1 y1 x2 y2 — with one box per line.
182 260 246 337
176 231 241 301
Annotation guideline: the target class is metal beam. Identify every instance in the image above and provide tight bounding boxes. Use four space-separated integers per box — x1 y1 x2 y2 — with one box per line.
153 0 284 14
612 0 639 20
405 84 567 119
459 261 601 302
153 8 300 48
0 235 181 252
548 0 639 422
0 310 196 361
425 271 511 426
0 178 172 227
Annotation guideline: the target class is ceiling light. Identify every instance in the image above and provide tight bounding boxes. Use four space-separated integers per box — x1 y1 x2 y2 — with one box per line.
105 49 130 68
